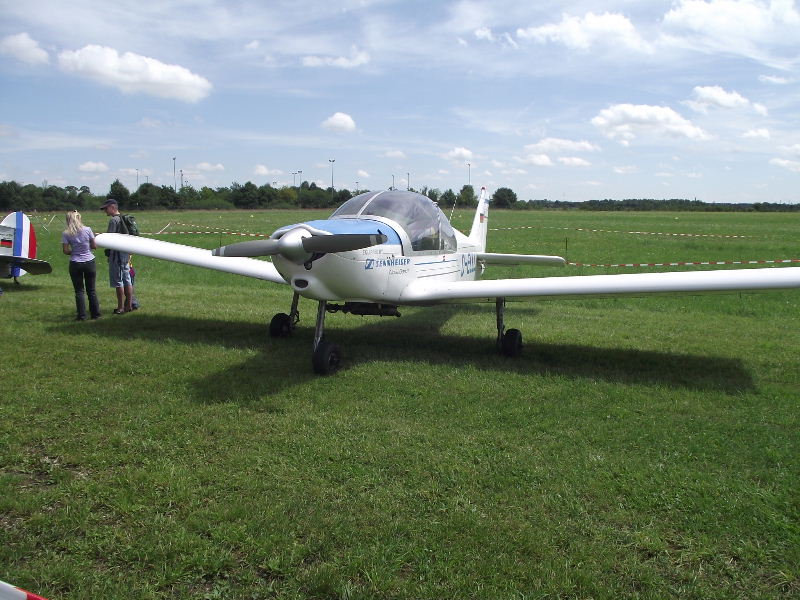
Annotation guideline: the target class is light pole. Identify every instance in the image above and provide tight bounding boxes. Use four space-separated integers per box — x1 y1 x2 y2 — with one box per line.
292 171 297 186
355 181 359 193
173 157 177 191
298 170 303 186
392 174 395 190
407 172 410 191
135 168 139 189
467 162 471 186
180 169 184 190
329 159 335 199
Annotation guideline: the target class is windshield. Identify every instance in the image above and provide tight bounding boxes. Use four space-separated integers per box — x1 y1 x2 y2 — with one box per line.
331 191 456 252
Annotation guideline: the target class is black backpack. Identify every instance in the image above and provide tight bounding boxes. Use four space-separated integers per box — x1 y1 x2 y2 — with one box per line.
118 214 139 236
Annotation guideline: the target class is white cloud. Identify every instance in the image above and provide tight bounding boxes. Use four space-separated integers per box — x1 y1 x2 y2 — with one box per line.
443 147 473 162
685 85 767 115
517 12 652 53
559 157 591 167
245 40 260 51
321 112 356 132
743 128 770 139
58 45 212 103
382 150 406 159
518 154 553 167
474 27 494 42
78 161 109 173
591 103 709 146
759 74 790 84
663 0 800 67
196 162 224 172
770 158 800 172
614 165 637 174
303 46 369 69
0 32 49 64
525 137 599 153
779 144 800 156
254 164 281 176
357 169 370 178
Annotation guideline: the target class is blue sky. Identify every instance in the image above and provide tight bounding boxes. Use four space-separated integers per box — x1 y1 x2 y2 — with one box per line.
1 0 799 203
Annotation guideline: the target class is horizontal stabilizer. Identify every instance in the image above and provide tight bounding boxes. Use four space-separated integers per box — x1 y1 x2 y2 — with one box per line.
477 252 566 267
0 256 52 275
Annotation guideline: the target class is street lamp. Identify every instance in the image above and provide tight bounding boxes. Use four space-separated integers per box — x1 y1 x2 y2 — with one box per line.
467 162 471 186
173 157 177 191
355 181 359 193
292 171 297 186
392 174 395 190
298 170 303 187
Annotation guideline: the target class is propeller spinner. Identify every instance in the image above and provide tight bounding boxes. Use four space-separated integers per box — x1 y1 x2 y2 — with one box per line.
212 226 387 264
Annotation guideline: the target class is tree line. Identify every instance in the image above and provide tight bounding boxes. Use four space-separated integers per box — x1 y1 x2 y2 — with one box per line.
0 179 796 213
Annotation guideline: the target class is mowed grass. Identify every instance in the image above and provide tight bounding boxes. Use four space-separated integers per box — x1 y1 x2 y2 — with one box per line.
1 209 798 599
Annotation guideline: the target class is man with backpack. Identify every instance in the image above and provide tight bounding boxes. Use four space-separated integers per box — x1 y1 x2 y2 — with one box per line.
100 197 135 314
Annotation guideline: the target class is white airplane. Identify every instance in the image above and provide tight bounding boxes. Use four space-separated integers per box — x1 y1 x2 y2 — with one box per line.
96 188 800 374
0 211 52 294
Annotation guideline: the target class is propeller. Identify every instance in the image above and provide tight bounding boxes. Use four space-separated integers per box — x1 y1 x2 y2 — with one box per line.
212 227 387 264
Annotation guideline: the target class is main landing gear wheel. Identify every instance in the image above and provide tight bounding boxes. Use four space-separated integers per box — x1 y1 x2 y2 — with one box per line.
312 340 342 375
269 312 293 337
500 328 523 357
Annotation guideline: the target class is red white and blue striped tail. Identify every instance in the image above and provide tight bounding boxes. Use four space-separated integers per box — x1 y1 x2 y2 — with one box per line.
0 212 50 278
0 579 50 600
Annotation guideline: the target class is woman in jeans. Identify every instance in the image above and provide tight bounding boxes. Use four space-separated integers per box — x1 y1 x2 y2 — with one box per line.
62 210 101 320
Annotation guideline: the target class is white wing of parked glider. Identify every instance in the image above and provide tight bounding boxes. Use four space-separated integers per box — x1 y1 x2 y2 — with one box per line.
95 233 287 284
400 266 800 303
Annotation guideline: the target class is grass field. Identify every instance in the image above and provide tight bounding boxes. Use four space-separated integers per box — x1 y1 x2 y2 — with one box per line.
2 208 798 599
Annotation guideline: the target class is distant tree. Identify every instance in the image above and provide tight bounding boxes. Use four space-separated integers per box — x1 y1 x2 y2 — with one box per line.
108 179 131 206
230 181 259 208
440 189 457 210
177 184 198 208
276 186 298 207
492 187 517 208
457 184 477 207
0 180 22 211
424 187 441 202
131 182 161 209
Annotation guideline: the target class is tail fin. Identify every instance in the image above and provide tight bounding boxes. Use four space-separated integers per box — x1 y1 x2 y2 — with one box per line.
0 211 47 277
467 187 490 252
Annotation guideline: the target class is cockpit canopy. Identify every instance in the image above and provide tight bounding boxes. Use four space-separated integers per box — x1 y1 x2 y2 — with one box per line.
331 190 457 252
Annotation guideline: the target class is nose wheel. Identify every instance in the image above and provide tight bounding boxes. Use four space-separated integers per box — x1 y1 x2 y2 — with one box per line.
311 300 341 375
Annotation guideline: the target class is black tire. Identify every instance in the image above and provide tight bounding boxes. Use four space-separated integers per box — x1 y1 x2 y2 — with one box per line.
500 328 523 357
312 340 342 375
269 313 292 337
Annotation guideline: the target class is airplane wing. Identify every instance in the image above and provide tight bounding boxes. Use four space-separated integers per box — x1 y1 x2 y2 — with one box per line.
399 266 800 303
95 233 287 284
0 256 52 275
477 252 566 266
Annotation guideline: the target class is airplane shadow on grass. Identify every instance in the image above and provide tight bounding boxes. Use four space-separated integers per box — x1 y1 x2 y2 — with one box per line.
62 302 755 400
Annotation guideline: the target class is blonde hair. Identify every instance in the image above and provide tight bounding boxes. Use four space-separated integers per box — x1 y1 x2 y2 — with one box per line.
64 210 84 237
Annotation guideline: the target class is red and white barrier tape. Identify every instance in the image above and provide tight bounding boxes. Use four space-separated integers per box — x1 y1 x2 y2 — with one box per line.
0 580 49 600
569 259 800 268
490 225 749 238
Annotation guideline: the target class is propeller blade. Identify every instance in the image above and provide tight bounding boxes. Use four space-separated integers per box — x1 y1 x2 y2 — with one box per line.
212 239 280 257
302 233 388 254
